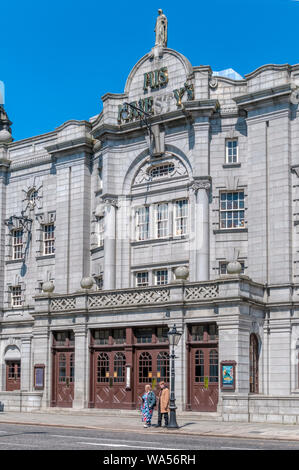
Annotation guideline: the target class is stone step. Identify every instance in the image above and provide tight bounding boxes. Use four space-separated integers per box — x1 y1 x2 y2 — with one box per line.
31 407 222 421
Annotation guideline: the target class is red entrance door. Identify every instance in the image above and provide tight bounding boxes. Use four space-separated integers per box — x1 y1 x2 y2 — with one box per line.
51 331 75 408
187 324 219 412
135 349 169 407
189 347 219 411
6 361 21 391
52 351 74 407
90 350 128 408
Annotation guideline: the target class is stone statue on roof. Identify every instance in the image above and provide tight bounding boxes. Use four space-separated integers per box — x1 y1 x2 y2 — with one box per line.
155 9 167 47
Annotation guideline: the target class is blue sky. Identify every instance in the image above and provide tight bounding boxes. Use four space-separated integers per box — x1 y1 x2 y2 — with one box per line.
0 0 298 141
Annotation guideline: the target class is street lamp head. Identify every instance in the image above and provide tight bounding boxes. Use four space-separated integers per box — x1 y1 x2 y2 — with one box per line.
167 324 182 347
6 216 14 231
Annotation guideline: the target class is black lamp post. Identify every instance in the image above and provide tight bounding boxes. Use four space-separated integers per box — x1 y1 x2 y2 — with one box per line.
167 324 182 429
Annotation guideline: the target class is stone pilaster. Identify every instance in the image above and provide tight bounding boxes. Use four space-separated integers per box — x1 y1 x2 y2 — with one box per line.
0 148 10 311
217 313 252 396
103 197 117 290
32 327 50 407
73 324 88 409
21 336 32 391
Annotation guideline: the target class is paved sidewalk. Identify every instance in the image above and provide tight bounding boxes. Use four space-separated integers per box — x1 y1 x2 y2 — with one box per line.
0 410 298 441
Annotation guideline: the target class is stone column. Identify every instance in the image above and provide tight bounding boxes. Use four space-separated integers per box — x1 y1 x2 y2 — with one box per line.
73 325 87 409
21 336 32 391
103 198 117 290
191 180 211 282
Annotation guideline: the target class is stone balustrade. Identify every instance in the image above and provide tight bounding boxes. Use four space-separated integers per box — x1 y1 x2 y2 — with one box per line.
34 276 265 314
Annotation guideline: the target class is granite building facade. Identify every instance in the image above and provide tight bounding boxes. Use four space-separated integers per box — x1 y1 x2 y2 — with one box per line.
1 13 299 423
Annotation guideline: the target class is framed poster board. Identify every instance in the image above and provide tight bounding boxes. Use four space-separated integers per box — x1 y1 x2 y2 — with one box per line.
34 364 45 390
220 361 236 391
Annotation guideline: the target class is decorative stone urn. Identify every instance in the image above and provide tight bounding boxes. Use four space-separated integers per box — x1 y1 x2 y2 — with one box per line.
227 260 242 275
174 266 189 282
42 281 55 294
80 276 94 290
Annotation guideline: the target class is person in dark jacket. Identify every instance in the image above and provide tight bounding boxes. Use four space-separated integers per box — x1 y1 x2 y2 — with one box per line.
140 384 156 428
156 381 169 427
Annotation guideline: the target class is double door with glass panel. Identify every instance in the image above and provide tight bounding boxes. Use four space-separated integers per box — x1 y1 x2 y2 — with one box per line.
188 324 219 412
91 349 128 408
51 332 75 408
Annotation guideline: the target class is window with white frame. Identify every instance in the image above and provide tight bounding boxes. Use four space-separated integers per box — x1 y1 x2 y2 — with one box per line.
134 199 189 241
136 206 149 241
219 260 245 275
174 199 188 236
136 272 149 287
10 285 22 307
226 139 238 164
43 223 55 255
96 217 104 247
12 229 23 260
155 203 169 238
154 269 168 285
220 191 245 229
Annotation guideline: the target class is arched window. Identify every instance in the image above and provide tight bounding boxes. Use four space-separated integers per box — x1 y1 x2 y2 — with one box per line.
113 352 126 383
249 334 259 393
97 352 109 383
139 352 152 383
149 163 175 179
157 352 169 382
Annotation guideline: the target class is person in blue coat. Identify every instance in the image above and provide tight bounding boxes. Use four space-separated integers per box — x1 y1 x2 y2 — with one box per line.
141 384 156 428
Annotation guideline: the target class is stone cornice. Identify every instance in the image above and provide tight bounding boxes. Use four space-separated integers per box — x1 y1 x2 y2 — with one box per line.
101 92 127 102
92 100 219 140
244 63 291 80
193 65 212 74
7 131 57 148
45 136 94 157
55 119 92 133
233 83 293 110
10 154 51 171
